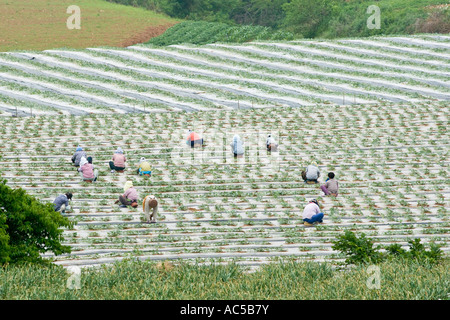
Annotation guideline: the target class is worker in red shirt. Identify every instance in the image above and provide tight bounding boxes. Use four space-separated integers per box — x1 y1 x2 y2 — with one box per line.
186 130 204 148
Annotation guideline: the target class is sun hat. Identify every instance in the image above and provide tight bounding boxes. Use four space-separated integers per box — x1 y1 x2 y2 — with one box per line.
123 181 133 192
149 198 158 208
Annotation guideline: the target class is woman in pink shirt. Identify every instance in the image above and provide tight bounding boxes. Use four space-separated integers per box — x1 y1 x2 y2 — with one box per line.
302 199 324 226
109 147 126 172
118 181 138 208
78 156 98 182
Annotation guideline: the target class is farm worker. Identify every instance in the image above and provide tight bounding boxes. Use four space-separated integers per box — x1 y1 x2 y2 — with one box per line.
302 163 320 183
142 195 158 223
136 157 151 176
118 181 138 208
302 199 324 227
186 130 204 148
266 134 278 152
109 147 126 173
71 145 87 167
53 192 72 214
321 172 339 197
230 134 244 157
78 156 98 182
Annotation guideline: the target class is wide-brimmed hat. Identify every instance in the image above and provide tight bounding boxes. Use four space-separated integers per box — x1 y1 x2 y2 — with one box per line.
149 199 158 208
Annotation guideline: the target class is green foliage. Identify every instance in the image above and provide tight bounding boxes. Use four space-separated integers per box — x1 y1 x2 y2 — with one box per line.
333 230 444 266
0 179 73 264
147 21 294 46
332 230 384 265
386 239 443 264
0 211 10 264
108 0 450 41
282 0 333 38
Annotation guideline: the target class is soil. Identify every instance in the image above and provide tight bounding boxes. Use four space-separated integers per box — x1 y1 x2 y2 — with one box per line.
120 23 177 48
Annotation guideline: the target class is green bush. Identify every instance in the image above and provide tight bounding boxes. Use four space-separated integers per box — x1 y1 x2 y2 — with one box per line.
386 239 443 264
332 230 384 265
332 230 443 266
147 21 295 46
0 179 73 264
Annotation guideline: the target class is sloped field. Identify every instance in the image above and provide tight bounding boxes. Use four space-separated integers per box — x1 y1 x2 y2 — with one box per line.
0 34 448 269
0 101 448 269
0 34 449 116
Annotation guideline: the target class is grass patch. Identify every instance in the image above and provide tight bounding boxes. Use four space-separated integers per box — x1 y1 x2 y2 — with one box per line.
0 258 448 299
0 0 179 52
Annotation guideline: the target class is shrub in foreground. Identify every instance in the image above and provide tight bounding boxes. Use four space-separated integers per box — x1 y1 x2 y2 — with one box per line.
0 179 73 265
332 230 443 266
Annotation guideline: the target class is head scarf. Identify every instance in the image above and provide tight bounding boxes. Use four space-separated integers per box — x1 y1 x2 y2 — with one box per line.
87 156 93 164
79 156 88 167
140 157 146 163
123 181 133 193
76 145 82 152
115 147 123 154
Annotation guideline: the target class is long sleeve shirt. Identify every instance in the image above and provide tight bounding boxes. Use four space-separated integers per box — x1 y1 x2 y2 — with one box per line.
78 163 94 179
53 194 69 211
72 151 87 166
325 178 339 194
112 153 126 168
302 202 321 220
306 165 320 180
123 187 138 201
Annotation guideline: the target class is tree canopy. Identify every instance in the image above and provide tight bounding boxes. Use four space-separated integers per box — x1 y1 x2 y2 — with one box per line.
0 179 73 264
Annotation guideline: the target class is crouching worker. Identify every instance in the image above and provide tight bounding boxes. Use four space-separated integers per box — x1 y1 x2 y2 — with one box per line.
302 199 324 227
78 156 98 182
266 134 278 152
142 195 158 223
71 146 87 167
230 134 244 158
136 157 151 176
302 163 320 184
53 192 72 214
117 181 138 208
186 130 204 148
321 172 338 197
110 147 126 173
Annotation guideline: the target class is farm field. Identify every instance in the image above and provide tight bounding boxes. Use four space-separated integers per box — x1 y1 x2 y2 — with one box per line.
0 0 178 52
0 102 448 269
0 34 448 270
0 35 449 115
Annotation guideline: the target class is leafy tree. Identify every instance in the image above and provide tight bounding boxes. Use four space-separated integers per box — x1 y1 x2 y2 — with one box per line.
0 179 73 264
282 0 334 38
0 211 10 264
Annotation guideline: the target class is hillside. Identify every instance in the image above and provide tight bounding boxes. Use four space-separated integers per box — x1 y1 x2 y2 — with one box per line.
0 0 178 52
106 0 450 39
